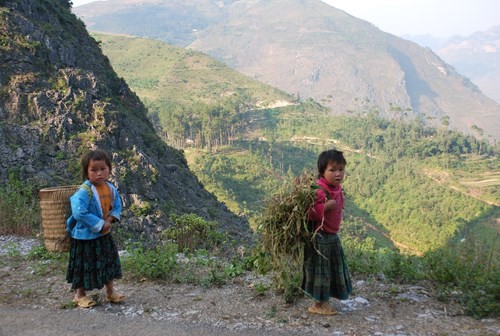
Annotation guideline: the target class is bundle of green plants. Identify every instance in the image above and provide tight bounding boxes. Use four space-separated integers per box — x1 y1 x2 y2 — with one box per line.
257 170 318 298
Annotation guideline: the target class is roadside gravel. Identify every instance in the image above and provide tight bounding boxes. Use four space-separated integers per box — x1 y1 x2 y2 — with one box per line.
1 236 498 336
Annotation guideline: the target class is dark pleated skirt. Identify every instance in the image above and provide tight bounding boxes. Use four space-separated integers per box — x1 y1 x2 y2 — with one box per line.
66 234 123 291
302 232 352 301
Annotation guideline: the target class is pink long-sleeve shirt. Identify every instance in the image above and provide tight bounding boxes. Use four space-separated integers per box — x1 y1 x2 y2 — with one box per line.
308 177 344 234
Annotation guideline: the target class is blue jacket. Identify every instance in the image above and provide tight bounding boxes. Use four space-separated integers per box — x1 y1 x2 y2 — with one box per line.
66 180 122 240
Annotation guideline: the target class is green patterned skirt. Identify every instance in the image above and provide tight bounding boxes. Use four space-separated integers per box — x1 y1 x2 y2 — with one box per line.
302 232 352 301
66 234 123 291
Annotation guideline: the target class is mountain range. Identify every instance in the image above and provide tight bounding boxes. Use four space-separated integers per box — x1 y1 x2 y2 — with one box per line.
404 25 500 105
74 0 500 141
439 27 500 104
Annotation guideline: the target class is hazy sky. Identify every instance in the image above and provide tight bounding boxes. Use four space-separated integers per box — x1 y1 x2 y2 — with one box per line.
71 0 500 38
322 0 499 37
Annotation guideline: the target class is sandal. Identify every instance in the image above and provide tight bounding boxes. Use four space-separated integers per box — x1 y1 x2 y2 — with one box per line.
308 305 338 315
106 292 126 303
73 296 96 308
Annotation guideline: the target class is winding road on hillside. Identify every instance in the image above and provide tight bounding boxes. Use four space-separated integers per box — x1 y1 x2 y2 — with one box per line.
423 169 500 206
363 222 422 255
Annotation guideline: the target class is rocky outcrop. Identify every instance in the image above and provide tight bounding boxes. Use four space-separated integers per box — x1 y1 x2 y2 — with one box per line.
0 0 250 242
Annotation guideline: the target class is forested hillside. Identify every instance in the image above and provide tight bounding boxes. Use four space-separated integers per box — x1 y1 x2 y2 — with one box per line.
96 32 499 255
189 111 498 253
91 33 295 149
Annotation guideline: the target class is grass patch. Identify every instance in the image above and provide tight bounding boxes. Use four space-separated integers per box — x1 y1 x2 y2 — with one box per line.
0 172 40 236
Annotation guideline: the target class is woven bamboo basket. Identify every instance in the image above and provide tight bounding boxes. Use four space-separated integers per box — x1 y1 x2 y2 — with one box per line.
39 185 79 252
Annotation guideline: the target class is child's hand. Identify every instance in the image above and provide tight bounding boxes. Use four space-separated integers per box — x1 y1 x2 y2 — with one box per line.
324 199 337 211
101 221 111 235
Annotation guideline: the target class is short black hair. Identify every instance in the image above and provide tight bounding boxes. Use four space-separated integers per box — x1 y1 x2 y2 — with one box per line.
317 149 346 176
81 149 112 180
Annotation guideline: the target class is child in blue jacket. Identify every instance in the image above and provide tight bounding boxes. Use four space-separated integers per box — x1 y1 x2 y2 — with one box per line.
66 149 125 308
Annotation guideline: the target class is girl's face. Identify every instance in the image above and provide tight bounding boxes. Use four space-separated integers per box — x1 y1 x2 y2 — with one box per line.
87 159 110 186
322 161 345 186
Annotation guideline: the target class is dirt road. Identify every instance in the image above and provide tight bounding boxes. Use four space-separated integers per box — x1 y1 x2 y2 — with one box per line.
0 306 298 336
1 236 499 336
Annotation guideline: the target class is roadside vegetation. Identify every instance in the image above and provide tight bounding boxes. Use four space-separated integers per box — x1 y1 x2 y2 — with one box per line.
2 203 497 319
0 172 40 236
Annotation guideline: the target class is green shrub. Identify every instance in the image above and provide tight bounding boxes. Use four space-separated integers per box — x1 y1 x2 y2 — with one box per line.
342 235 390 276
425 233 499 318
0 172 40 236
385 251 425 282
247 248 272 275
27 245 66 262
128 201 152 217
460 271 500 319
253 282 271 296
123 241 247 286
123 243 179 280
162 213 227 253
